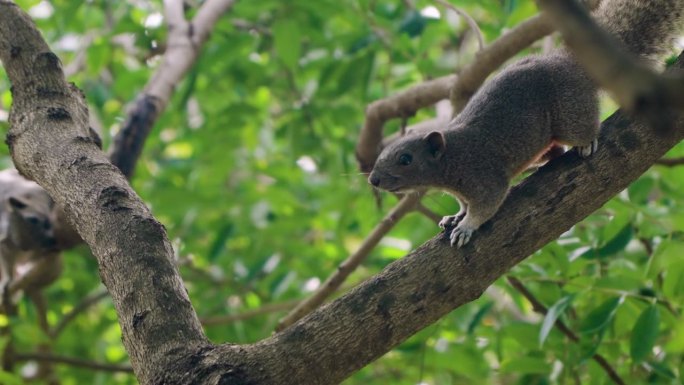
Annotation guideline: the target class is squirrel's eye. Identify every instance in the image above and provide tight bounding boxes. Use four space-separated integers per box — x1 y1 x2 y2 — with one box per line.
398 154 412 166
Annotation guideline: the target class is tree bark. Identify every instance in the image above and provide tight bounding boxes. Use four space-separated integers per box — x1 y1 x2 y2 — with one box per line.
1 2 682 384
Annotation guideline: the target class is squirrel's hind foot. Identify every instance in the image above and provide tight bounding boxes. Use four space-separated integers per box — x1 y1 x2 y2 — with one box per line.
449 225 474 248
575 139 598 158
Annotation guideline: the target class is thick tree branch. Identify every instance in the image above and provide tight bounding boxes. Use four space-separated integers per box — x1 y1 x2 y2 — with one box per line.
0 2 208 383
109 0 237 178
240 107 683 384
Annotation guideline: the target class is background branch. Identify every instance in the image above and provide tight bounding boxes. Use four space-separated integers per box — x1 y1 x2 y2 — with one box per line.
506 276 626 385
276 193 423 331
50 289 109 338
109 0 237 178
449 14 553 113
655 157 684 167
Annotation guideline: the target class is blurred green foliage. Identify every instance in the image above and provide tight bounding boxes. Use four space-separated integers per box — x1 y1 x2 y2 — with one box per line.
0 0 683 384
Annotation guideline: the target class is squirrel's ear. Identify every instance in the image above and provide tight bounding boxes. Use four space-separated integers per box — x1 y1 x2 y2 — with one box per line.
424 131 446 157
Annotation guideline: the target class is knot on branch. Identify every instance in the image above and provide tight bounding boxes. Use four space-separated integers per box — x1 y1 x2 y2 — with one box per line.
46 107 71 121
98 186 131 212
34 52 62 73
10 45 21 58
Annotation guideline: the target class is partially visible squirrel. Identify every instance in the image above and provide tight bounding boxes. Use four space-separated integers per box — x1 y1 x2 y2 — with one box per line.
0 169 60 306
368 0 684 247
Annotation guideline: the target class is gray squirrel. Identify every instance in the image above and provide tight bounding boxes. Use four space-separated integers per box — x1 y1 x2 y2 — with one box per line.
0 169 59 306
368 0 684 247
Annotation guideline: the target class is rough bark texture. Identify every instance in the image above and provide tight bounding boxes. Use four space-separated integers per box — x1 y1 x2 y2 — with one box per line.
0 3 209 383
2 2 683 385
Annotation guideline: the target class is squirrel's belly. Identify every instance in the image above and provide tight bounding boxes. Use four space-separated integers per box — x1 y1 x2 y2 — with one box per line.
513 140 560 176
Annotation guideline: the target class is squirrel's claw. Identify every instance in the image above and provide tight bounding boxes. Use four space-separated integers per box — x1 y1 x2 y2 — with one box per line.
449 226 473 248
439 213 465 229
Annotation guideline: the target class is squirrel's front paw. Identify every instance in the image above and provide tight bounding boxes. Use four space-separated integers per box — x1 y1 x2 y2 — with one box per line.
449 225 474 248
439 213 465 229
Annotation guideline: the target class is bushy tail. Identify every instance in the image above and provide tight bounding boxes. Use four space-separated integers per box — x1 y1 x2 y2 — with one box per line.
594 0 683 62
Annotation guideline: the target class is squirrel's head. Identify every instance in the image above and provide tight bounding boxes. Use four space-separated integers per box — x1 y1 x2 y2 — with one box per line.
368 131 446 193
6 192 57 251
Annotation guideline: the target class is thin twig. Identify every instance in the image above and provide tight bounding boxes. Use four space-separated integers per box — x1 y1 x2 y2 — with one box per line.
450 14 554 113
415 202 441 224
50 289 109 338
506 276 626 385
654 157 684 167
276 193 423 331
109 0 238 178
433 0 484 50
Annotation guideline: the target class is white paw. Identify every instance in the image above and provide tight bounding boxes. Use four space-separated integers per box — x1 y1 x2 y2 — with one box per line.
449 225 474 248
576 139 598 158
439 214 464 229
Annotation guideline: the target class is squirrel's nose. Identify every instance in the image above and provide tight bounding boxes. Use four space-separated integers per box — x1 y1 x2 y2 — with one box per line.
368 173 380 187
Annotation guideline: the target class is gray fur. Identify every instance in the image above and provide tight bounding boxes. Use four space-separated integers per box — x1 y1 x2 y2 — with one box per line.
368 0 684 247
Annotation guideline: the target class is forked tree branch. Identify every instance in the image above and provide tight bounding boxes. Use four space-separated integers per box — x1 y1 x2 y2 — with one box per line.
3 1 684 383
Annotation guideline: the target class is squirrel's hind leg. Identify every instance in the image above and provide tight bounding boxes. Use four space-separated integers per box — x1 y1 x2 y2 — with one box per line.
575 138 598 158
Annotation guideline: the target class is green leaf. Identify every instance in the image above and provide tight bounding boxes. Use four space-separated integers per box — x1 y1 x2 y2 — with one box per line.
467 301 494 334
500 356 551 375
597 224 632 257
579 296 624 334
0 370 23 385
630 305 660 362
273 19 301 70
647 360 677 380
539 294 575 347
581 223 633 260
627 176 655 204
